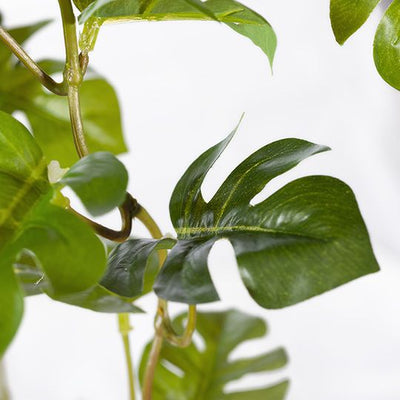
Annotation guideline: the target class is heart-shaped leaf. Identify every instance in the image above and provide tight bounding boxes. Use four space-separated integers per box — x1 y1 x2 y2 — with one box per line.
0 111 107 355
60 151 129 217
139 309 289 399
79 0 277 66
153 128 379 308
0 21 127 166
330 0 380 44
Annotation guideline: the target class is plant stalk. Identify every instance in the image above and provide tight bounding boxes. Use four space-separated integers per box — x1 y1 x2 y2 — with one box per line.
136 207 197 399
0 361 10 400
0 26 67 96
118 314 136 400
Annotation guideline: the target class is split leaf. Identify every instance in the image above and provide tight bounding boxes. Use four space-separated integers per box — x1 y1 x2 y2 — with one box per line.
154 129 379 308
139 309 289 399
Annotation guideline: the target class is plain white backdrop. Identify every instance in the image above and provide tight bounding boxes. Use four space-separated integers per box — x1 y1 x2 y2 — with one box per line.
1 0 400 399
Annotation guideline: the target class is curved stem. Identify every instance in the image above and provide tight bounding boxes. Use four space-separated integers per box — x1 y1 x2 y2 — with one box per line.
0 26 68 96
136 207 197 399
118 314 136 400
70 193 139 242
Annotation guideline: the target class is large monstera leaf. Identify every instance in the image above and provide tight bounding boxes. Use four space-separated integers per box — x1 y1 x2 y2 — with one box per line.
330 0 400 91
150 127 379 308
78 0 277 66
0 21 127 166
0 111 131 356
139 309 289 400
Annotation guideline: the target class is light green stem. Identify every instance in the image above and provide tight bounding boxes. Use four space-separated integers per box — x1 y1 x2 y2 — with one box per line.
0 26 67 95
0 361 10 400
118 314 136 400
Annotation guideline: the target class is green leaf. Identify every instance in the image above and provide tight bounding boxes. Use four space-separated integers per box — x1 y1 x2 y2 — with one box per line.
14 252 142 313
60 152 129 217
0 24 127 167
373 0 400 90
154 131 379 308
0 111 107 354
139 309 289 399
0 255 24 358
79 0 277 66
330 0 380 44
101 238 176 298
73 0 96 11
16 202 107 295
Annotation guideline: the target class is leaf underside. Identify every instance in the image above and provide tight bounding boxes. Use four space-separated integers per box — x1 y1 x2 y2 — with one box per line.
79 0 277 66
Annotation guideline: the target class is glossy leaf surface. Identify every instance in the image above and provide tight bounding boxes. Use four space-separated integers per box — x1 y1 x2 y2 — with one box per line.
330 0 380 44
139 309 289 399
373 0 400 90
154 132 379 308
79 0 277 66
60 152 128 216
101 238 176 298
0 22 127 166
0 112 107 354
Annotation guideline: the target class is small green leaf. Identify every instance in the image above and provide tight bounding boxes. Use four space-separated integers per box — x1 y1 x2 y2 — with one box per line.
79 0 277 66
330 0 380 44
139 309 289 399
73 0 96 11
60 152 129 217
101 238 176 298
155 130 379 308
373 0 400 90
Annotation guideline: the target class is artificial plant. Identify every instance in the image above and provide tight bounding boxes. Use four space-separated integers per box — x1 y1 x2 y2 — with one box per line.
0 1 380 399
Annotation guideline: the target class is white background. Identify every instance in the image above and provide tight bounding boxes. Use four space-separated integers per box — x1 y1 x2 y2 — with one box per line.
1 0 400 399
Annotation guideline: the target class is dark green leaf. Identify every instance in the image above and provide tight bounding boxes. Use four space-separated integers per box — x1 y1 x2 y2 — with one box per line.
330 0 380 44
155 132 379 308
60 151 129 216
139 309 289 399
79 0 277 66
101 237 176 298
73 0 96 11
373 0 400 90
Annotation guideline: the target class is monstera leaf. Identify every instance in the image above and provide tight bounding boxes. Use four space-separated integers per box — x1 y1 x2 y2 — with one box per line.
0 21 127 166
150 126 379 308
0 111 130 356
330 0 400 91
139 309 289 400
78 0 277 66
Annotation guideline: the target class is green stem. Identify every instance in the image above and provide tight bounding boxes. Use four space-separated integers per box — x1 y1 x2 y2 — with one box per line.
58 0 88 157
0 26 67 96
0 361 10 400
118 314 136 400
136 207 197 399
